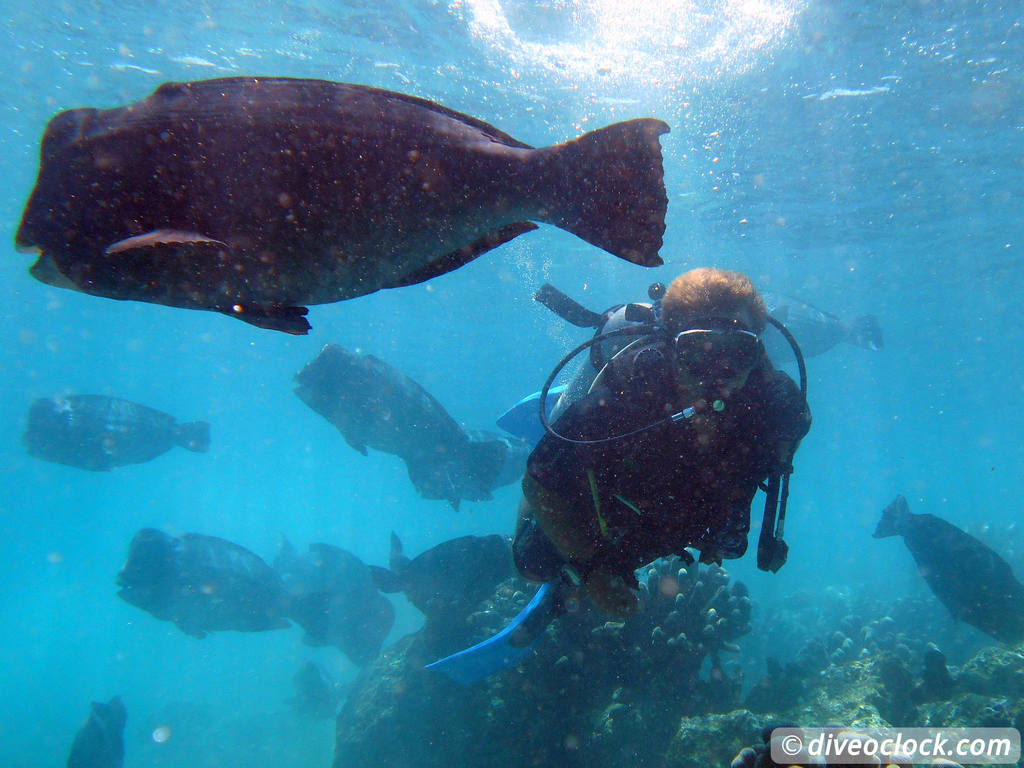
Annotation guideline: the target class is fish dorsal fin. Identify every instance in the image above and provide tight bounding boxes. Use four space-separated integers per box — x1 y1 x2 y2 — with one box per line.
155 78 537 149
105 229 228 255
391 222 538 289
370 86 535 150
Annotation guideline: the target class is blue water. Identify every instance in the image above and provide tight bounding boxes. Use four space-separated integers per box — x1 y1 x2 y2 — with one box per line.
2 0 1022 765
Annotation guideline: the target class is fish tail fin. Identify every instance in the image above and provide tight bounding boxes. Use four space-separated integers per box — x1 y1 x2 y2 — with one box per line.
388 532 411 572
537 119 669 267
873 495 910 538
369 564 403 594
461 438 508 492
846 314 883 351
175 421 211 453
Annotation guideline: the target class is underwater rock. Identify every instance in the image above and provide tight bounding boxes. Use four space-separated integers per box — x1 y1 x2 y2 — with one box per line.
872 653 919 725
743 657 808 713
663 710 764 768
954 645 1024 698
913 644 957 703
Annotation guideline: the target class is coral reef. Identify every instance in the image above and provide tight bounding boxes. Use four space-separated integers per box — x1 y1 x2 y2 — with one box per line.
333 553 1024 768
334 557 751 768
741 586 992 721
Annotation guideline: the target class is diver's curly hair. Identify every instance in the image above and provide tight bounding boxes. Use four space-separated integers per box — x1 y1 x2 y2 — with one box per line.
661 268 767 333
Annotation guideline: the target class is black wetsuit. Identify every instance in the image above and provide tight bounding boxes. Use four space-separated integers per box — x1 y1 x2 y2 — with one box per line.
514 337 810 582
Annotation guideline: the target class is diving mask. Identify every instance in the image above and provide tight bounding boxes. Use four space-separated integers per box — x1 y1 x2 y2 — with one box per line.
673 327 762 383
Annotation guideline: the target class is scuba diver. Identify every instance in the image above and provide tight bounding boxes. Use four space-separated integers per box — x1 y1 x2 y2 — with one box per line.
428 268 810 683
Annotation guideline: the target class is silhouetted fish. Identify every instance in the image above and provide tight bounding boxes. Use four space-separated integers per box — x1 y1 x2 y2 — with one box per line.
290 660 348 719
273 537 394 665
763 291 882 361
370 532 514 623
67 696 126 768
873 495 1024 643
294 344 521 509
24 394 209 471
116 528 290 638
16 77 668 333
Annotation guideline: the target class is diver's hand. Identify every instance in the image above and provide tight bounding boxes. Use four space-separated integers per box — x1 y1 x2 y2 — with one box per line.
585 567 640 617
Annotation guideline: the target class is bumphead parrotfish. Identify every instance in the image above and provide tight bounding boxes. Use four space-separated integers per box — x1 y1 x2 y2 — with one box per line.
116 528 291 638
369 532 514 623
873 495 1024 643
273 537 395 666
66 696 126 768
16 77 669 333
762 291 883 361
294 344 525 509
24 394 209 471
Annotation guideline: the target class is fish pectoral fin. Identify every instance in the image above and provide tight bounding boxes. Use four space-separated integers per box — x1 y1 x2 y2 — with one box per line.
391 222 539 288
220 303 311 335
105 229 229 256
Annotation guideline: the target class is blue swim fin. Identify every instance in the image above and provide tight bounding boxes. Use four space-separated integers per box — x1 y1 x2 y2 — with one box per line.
495 385 566 447
425 580 561 685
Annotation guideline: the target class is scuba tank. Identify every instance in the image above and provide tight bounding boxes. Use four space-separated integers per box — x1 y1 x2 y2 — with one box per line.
533 282 665 423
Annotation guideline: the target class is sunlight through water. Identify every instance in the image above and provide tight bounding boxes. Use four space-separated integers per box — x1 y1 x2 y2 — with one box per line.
452 0 801 90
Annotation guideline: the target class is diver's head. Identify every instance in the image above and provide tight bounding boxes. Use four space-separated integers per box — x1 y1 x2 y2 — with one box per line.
661 268 766 396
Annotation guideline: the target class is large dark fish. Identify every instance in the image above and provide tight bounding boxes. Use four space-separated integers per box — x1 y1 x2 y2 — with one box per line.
763 291 883 361
24 394 209 471
116 528 291 638
294 344 521 509
16 77 669 333
67 695 126 768
873 495 1024 643
369 532 514 623
273 537 394 665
